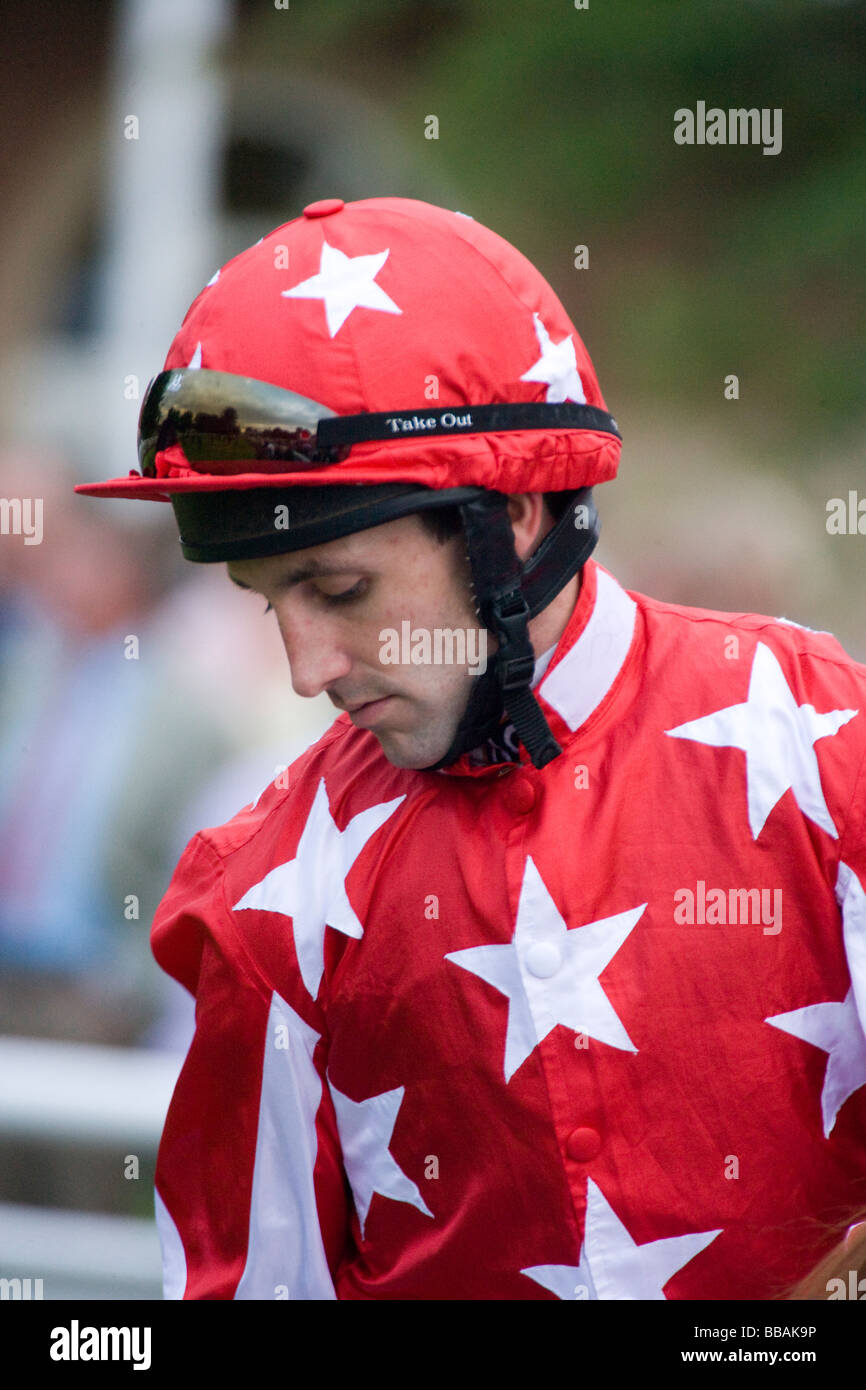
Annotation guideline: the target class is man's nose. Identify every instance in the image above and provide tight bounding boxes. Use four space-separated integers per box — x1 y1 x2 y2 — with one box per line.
274 606 353 699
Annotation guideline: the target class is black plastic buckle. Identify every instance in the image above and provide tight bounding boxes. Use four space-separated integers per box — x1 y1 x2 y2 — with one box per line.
498 653 536 692
492 590 535 692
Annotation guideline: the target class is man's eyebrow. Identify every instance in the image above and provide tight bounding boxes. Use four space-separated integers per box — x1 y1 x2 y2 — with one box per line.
228 560 365 592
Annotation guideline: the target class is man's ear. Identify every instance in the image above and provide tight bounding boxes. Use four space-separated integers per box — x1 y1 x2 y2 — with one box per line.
506 493 548 562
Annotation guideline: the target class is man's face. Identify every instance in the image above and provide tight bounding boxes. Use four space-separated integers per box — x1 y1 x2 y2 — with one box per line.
227 514 484 768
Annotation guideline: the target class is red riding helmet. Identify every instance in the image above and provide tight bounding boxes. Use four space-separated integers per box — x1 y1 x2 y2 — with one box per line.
76 196 622 769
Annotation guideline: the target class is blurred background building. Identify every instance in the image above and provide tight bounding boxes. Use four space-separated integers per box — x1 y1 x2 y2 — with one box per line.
0 0 863 1298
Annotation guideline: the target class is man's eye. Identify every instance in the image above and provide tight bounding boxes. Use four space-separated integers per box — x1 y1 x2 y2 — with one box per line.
321 580 366 605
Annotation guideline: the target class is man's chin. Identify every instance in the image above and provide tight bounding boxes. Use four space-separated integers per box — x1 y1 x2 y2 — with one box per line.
368 723 455 771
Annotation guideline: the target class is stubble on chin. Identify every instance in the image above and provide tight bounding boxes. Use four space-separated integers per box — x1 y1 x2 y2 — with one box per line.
373 722 449 770
370 694 462 770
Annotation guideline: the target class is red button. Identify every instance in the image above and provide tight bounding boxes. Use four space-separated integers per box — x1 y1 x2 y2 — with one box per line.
303 198 345 219
566 1127 601 1162
504 774 536 815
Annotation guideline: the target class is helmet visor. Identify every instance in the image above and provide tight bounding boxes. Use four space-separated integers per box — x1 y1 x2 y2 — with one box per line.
138 368 351 477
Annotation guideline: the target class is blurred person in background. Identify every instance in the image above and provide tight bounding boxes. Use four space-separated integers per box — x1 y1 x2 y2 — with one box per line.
0 445 325 1048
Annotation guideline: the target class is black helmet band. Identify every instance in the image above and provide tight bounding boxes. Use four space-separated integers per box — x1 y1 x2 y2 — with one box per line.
139 368 621 481
421 488 601 772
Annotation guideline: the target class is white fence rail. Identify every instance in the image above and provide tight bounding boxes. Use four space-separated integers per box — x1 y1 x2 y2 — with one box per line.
0 1036 183 1300
0 1203 164 1301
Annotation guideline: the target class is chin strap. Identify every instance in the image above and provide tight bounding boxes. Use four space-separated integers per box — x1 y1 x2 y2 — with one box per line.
423 488 600 771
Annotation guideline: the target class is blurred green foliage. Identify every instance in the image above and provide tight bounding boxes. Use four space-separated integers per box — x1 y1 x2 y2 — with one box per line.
245 0 865 445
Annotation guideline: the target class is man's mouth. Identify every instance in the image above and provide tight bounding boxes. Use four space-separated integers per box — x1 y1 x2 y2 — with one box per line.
344 695 395 728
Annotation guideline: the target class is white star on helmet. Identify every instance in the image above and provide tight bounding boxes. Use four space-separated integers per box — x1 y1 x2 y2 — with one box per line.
281 240 402 337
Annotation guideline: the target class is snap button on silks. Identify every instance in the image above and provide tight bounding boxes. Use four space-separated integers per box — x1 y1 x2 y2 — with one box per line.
302 198 345 219
566 1127 602 1162
505 775 536 814
525 942 562 978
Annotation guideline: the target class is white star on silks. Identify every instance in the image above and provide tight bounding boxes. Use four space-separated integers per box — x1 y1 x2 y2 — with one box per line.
281 240 402 338
233 778 405 1000
519 312 586 404
665 641 857 841
522 1178 722 1300
328 1082 433 1240
445 856 646 1083
837 861 866 1034
186 341 202 368
766 989 866 1138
